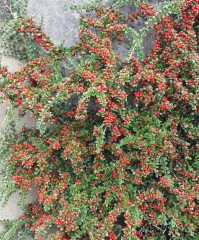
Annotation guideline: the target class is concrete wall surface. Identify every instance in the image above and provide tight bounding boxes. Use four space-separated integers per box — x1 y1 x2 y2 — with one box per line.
0 55 37 235
27 0 82 47
0 0 83 234
0 0 163 237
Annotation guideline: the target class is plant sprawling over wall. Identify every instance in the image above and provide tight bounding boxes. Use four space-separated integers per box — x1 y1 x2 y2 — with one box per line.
0 0 198 239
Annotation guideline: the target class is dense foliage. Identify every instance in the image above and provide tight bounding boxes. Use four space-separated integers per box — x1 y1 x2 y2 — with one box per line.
0 0 198 239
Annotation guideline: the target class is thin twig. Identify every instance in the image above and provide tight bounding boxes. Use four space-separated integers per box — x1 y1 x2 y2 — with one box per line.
153 225 167 233
0 0 15 18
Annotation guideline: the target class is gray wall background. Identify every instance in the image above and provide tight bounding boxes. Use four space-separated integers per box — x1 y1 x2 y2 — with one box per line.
0 0 86 234
0 0 162 236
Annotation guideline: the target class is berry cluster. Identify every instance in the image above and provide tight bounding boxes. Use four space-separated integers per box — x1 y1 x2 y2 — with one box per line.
0 0 198 239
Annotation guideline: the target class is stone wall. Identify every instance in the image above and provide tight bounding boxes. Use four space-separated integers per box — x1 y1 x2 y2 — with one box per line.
0 55 37 234
0 0 84 233
0 0 162 236
27 0 81 47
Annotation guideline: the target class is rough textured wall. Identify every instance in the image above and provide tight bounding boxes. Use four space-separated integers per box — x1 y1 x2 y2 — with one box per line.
0 0 162 233
0 3 82 217
28 0 81 47
0 0 83 231
27 0 163 57
0 55 37 233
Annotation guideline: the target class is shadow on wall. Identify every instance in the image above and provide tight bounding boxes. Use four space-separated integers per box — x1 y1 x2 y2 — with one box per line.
27 0 161 60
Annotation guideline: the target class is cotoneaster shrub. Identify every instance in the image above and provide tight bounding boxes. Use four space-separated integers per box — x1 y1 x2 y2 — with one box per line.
0 0 198 239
